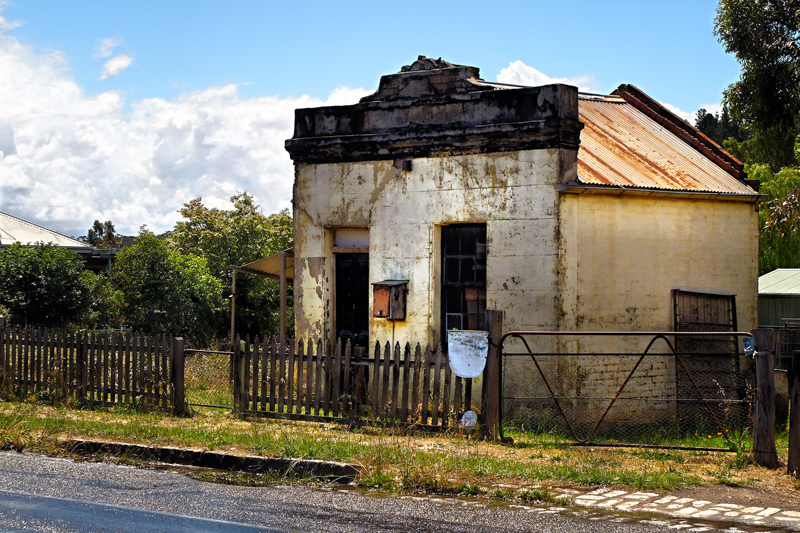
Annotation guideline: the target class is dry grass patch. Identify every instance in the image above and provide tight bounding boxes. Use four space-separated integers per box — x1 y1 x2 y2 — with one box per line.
1 401 798 501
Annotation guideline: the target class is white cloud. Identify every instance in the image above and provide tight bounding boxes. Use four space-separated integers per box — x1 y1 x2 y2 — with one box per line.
496 60 599 93
100 54 133 79
660 101 724 127
95 37 119 58
658 102 694 123
325 86 371 106
0 19 370 237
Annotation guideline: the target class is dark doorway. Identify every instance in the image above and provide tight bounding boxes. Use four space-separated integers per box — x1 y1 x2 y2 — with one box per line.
336 253 369 347
441 224 487 343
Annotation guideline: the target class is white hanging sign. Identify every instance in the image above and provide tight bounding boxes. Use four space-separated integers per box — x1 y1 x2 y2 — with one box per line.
447 330 489 379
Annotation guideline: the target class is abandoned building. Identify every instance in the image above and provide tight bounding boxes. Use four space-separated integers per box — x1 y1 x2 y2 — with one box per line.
284 57 759 421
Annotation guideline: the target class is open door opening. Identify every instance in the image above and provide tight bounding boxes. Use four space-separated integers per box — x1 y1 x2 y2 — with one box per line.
336 252 369 348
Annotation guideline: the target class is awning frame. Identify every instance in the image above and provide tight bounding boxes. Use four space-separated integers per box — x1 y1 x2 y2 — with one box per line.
230 247 293 347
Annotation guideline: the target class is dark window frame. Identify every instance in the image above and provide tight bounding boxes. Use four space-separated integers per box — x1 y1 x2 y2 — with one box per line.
441 224 487 343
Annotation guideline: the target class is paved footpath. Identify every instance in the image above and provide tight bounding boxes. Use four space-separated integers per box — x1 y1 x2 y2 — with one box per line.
552 486 800 531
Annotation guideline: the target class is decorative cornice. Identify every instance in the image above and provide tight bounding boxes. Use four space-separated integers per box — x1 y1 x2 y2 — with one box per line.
286 84 583 164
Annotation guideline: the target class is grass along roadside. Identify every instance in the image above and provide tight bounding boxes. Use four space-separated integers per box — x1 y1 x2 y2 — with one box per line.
0 401 796 502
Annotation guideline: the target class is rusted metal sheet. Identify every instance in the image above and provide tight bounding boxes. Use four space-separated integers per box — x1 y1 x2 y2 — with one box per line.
577 95 755 195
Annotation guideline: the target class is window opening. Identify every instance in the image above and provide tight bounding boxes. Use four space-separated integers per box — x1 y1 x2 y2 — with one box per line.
441 224 487 343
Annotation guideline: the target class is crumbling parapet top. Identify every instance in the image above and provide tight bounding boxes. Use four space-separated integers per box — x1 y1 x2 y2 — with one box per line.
285 56 583 164
360 55 492 103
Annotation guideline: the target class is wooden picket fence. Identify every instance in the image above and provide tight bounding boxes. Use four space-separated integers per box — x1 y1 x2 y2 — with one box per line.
0 326 184 411
233 336 476 428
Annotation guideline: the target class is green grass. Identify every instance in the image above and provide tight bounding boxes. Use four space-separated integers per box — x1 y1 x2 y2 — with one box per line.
2 399 790 499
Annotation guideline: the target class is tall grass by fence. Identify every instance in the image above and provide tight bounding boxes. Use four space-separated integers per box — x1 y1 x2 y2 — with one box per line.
0 326 184 411
233 336 476 428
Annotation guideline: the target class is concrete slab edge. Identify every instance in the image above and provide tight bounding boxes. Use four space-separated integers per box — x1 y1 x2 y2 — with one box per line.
58 438 362 483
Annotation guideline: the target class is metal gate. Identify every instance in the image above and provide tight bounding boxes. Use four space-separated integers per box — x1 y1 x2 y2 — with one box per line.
500 331 754 450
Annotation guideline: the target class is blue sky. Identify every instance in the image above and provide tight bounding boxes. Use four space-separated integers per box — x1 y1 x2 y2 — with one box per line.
0 0 741 236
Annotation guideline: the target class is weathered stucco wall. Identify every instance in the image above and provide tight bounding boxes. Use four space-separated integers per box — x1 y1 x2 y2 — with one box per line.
559 193 758 331
552 193 759 424
292 149 567 347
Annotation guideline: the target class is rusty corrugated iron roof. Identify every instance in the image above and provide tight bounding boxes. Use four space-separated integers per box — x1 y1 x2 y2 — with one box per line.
577 94 755 195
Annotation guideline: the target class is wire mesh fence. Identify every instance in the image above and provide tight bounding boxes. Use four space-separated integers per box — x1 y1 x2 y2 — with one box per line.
183 349 233 409
500 331 755 450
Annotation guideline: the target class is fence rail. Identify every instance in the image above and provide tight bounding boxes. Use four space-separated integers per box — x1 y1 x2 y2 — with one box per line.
0 326 183 411
233 335 475 428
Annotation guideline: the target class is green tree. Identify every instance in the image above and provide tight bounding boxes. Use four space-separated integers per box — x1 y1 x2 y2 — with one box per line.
170 193 292 337
746 164 800 273
695 105 747 146
0 243 92 326
82 272 125 329
112 229 225 345
714 0 800 169
83 220 122 248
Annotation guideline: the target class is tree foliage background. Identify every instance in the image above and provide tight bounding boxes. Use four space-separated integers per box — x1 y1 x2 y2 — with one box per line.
106 193 292 345
0 192 292 346
707 0 800 274
0 243 92 326
112 230 226 345
171 193 293 339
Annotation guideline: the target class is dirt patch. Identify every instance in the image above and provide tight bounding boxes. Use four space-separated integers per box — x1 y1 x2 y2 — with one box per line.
669 466 800 512
670 483 800 512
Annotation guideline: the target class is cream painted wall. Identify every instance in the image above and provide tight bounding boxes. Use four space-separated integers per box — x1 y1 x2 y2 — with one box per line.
554 193 759 424
292 149 566 347
559 194 758 333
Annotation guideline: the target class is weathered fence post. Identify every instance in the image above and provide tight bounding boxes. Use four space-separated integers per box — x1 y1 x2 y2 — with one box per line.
481 309 503 440
753 328 779 469
77 332 87 405
233 335 245 412
170 337 185 415
789 342 800 476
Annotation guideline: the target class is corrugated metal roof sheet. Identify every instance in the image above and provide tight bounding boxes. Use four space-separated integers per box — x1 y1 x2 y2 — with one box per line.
577 95 756 195
759 269 800 296
0 211 90 248
234 249 294 280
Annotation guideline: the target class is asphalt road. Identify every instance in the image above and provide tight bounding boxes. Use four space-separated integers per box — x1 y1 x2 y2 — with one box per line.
0 451 677 532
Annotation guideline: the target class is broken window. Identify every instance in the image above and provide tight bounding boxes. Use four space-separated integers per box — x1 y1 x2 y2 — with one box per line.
441 224 487 342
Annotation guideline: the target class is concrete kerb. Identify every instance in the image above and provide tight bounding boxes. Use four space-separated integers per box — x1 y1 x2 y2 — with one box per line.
52 438 800 530
59 438 361 483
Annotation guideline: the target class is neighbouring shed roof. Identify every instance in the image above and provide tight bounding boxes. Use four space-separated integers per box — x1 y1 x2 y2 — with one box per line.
0 211 90 249
759 269 800 296
576 93 755 196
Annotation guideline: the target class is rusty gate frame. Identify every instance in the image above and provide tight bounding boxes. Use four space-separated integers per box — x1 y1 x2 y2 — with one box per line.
499 331 754 449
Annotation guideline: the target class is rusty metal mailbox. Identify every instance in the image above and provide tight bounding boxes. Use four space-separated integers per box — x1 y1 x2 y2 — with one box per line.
372 279 408 320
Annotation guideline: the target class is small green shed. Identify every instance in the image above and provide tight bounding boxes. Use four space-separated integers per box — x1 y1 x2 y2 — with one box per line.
759 269 800 327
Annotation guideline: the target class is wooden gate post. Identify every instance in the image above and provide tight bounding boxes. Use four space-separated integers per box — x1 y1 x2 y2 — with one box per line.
753 328 779 469
170 337 185 415
481 310 503 440
789 342 800 476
